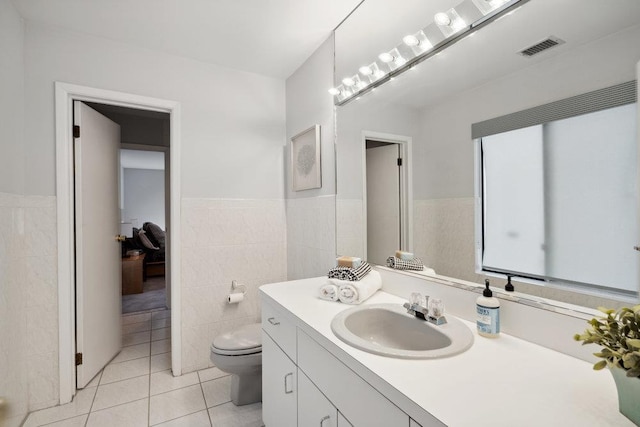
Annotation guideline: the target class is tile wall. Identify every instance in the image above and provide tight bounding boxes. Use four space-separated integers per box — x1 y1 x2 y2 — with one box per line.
335 199 364 259
0 192 58 426
413 198 479 283
180 198 287 373
286 195 336 280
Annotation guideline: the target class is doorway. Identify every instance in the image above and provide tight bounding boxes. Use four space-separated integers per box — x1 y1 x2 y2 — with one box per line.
86 103 171 315
55 83 182 404
119 149 168 314
362 132 413 264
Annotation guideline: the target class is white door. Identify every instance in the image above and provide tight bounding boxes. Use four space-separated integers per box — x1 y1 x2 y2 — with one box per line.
74 101 122 388
366 143 401 265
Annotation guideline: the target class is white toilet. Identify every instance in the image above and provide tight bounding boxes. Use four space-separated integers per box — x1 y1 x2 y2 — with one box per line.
210 323 262 406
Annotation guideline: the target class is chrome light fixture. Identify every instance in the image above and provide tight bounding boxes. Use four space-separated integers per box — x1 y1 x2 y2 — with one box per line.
329 0 528 105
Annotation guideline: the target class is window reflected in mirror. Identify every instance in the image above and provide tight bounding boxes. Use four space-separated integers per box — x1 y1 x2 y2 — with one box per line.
478 102 637 298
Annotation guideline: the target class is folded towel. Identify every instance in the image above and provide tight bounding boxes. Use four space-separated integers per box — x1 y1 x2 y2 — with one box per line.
395 250 414 260
336 256 362 268
318 283 339 301
328 262 372 281
386 256 425 271
329 270 382 305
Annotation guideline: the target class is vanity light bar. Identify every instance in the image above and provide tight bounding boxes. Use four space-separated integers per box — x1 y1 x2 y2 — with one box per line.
330 0 529 105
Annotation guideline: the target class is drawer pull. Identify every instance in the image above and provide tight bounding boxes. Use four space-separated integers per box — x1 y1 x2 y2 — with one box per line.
284 372 294 394
320 415 331 426
268 317 280 326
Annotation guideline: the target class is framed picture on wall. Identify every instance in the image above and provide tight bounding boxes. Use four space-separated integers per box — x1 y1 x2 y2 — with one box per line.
291 125 321 191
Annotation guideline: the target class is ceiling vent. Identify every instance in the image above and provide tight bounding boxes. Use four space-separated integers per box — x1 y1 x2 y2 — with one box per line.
519 36 565 57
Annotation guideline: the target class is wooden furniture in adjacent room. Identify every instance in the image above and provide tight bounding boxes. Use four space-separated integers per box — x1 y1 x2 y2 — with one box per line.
122 253 145 295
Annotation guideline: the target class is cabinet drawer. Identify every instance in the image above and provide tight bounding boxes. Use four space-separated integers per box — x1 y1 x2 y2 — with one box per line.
298 330 409 427
262 298 297 362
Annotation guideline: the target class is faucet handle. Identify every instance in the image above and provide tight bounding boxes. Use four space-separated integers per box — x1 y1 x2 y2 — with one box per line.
428 298 445 318
410 292 423 306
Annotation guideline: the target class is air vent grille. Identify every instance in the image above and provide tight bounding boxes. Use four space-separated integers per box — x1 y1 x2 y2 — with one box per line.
519 36 565 57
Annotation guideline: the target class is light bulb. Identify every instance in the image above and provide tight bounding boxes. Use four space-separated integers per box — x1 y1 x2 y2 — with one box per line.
342 77 355 87
434 12 451 26
403 35 420 47
328 88 340 96
359 66 373 76
374 69 386 79
378 52 395 63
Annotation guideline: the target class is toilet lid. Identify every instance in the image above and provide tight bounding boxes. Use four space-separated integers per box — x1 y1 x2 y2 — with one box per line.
212 323 262 355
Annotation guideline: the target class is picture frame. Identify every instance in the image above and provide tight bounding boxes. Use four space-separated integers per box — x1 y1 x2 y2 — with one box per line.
291 124 321 191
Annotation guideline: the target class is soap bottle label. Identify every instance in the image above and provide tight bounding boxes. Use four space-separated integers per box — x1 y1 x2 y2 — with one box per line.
476 305 500 335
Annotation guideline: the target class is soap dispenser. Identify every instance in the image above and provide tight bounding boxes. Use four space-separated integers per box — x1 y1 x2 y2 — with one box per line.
477 279 500 338
505 275 514 292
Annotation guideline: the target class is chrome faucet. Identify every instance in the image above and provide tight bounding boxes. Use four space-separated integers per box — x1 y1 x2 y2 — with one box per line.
403 292 447 325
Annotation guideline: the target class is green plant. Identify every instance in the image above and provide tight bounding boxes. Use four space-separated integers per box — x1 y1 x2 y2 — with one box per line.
574 305 640 378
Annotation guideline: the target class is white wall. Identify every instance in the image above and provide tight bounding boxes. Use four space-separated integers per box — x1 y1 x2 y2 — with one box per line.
123 168 165 229
24 22 286 199
286 35 336 199
18 21 289 401
0 0 24 195
336 97 420 200
285 36 337 279
0 1 29 425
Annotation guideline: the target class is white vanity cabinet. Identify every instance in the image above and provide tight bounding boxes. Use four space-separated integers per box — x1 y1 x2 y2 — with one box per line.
297 329 409 427
262 332 297 427
262 296 428 427
262 300 299 427
298 370 338 427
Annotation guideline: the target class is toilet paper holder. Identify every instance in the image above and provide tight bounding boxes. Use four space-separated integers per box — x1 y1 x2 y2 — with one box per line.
231 280 247 295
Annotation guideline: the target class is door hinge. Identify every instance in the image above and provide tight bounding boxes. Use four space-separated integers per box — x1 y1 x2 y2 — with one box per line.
75 353 83 366
73 125 80 139
397 158 403 166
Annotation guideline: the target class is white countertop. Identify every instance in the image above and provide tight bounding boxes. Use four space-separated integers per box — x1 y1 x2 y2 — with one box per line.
260 277 634 427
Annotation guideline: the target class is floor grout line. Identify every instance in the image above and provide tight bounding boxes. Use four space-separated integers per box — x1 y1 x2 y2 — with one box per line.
95 372 150 389
148 348 152 427
85 376 100 426
199 372 214 427
149 408 210 427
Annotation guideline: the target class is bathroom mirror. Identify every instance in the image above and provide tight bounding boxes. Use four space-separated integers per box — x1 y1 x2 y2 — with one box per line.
334 0 640 306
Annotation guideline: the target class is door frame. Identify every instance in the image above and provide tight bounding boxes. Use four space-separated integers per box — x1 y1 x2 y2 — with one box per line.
55 82 182 404
360 131 413 259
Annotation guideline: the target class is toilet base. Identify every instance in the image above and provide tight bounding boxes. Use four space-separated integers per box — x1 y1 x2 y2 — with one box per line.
230 372 262 406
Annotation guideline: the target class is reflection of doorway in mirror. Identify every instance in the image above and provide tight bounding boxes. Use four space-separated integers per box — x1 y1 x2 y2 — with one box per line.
364 137 411 265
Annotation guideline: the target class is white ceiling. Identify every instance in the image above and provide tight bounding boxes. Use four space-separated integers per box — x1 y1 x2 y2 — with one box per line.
11 0 363 78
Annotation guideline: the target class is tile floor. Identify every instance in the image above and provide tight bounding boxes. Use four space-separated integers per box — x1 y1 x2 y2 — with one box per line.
23 308 264 427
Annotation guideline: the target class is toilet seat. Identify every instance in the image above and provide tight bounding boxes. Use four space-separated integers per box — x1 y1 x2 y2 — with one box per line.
211 323 262 356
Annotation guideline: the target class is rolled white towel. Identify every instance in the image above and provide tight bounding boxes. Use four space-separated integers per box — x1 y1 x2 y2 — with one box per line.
330 270 382 305
318 283 339 301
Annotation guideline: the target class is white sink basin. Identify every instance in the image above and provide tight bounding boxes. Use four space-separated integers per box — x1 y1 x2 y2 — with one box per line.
330 303 474 359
